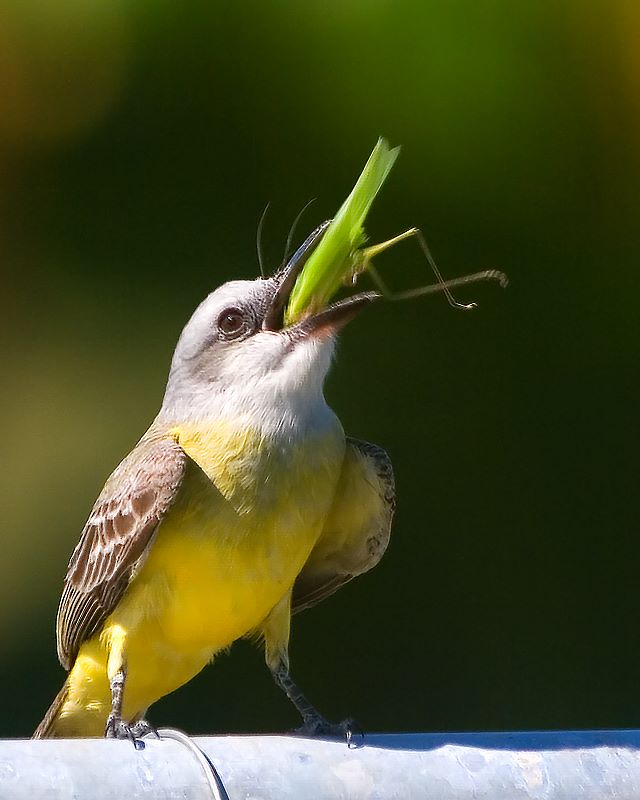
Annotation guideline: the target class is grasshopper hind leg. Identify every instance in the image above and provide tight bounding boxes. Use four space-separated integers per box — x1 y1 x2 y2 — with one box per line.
352 226 507 309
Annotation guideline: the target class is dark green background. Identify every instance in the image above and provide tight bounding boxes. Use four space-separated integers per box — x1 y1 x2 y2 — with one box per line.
1 1 638 737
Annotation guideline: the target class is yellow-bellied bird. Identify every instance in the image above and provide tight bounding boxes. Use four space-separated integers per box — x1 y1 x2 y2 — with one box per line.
34 223 395 740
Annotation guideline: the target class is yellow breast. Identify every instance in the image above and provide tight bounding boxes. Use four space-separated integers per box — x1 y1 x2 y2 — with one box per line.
56 417 344 735
101 419 344 701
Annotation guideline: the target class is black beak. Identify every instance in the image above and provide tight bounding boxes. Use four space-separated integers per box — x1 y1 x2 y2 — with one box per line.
262 220 331 332
262 220 379 335
288 291 379 337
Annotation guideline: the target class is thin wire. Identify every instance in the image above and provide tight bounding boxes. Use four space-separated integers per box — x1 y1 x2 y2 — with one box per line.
151 727 231 800
256 202 271 278
281 198 316 267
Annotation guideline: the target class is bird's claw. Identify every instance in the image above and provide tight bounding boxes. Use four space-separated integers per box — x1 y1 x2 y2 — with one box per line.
294 715 364 749
105 715 159 749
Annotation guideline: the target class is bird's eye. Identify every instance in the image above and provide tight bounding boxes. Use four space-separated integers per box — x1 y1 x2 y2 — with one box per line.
217 307 248 339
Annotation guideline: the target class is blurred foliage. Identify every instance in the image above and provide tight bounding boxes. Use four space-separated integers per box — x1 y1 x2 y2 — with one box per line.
1 0 639 737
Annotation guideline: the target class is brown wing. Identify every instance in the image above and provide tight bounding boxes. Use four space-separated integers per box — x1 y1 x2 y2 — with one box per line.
292 437 395 614
56 432 186 669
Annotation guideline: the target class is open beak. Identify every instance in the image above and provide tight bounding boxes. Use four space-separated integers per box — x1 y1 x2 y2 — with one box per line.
263 220 331 332
288 291 379 337
263 220 379 335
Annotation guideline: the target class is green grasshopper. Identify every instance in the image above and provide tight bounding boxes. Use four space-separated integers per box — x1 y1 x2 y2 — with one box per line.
285 138 506 324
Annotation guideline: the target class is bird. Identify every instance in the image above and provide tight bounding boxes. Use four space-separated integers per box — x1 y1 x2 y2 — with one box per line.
34 222 395 740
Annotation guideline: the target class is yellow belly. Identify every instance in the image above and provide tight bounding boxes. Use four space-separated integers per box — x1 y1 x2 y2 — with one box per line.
55 420 344 736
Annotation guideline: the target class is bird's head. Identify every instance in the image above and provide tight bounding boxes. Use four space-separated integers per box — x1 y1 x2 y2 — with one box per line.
161 223 377 422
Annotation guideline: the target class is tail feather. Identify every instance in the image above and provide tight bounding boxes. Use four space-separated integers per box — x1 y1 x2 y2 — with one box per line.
33 681 69 739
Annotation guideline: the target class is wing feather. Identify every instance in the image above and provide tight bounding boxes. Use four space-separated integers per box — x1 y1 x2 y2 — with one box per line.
56 433 186 669
292 437 395 614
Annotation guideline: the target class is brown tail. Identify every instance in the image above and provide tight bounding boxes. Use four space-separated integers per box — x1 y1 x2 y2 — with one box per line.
33 680 69 739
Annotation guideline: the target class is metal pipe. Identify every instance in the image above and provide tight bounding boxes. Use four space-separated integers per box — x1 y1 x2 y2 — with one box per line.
2 730 640 799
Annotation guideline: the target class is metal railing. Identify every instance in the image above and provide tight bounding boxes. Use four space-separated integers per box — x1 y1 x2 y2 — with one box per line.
2 729 640 799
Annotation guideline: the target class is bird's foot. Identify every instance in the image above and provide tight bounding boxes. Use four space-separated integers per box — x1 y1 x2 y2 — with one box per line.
294 714 364 749
105 715 159 749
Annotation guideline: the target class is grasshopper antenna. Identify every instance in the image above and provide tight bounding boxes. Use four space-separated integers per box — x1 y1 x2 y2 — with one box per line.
256 202 271 278
281 198 316 267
